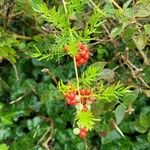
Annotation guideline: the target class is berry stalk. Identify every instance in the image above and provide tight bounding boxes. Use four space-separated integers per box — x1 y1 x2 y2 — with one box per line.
73 56 81 102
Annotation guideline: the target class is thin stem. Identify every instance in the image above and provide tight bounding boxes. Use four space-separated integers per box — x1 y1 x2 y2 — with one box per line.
13 34 32 40
73 57 81 99
89 0 106 16
41 68 58 84
84 139 89 150
7 58 19 81
112 120 125 137
62 0 81 99
37 127 51 145
9 11 24 18
62 0 73 39
62 0 68 14
111 0 123 11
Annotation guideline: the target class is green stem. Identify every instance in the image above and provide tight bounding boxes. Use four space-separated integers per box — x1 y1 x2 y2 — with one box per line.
89 0 106 16
62 0 73 39
73 57 81 99
62 0 81 100
111 0 123 11
62 0 68 14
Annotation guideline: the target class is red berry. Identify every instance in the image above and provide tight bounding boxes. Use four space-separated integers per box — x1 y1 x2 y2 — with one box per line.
80 49 87 57
79 128 87 139
76 62 81 67
85 89 91 95
75 43 90 67
80 89 85 95
79 43 85 50
75 54 81 61
78 58 86 65
79 43 88 51
67 99 77 106
82 106 88 112
67 92 76 100
84 52 90 60
83 45 88 51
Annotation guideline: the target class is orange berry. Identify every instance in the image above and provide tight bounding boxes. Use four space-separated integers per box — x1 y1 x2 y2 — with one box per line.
82 105 88 112
79 128 88 139
78 58 85 65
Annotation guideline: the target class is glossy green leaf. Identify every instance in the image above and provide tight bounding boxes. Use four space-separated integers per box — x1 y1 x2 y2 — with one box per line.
30 0 44 12
123 91 139 106
101 130 122 144
123 0 132 9
115 104 126 125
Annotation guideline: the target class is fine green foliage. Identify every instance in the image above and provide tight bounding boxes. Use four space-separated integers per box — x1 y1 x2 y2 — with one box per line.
38 5 69 31
80 62 105 86
75 111 95 130
0 0 150 149
96 82 130 102
58 80 77 94
68 0 88 14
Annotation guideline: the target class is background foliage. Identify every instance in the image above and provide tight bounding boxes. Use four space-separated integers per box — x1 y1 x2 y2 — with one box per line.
0 0 150 150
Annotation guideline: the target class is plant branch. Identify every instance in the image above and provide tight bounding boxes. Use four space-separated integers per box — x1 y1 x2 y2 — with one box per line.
138 50 149 65
42 122 54 150
73 57 81 99
9 86 37 104
112 120 125 137
7 58 19 81
121 49 150 89
62 0 81 99
13 34 32 40
89 0 106 16
9 11 24 18
37 127 51 145
111 0 123 11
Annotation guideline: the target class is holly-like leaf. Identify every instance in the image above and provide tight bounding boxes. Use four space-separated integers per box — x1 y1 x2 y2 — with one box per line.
101 130 122 144
123 0 132 9
122 91 139 106
115 104 126 125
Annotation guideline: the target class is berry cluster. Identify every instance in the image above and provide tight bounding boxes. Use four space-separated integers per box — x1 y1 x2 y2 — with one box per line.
64 88 95 139
64 91 78 106
75 43 90 67
80 89 95 107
